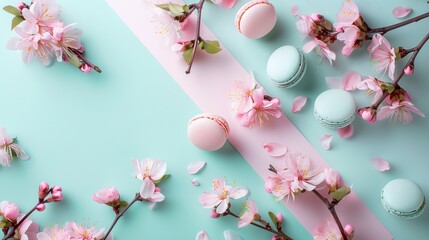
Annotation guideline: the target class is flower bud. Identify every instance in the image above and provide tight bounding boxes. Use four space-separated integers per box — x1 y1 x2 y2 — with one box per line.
276 213 284 224
36 203 46 212
0 202 19 221
80 64 91 73
39 181 50 199
272 236 282 240
92 187 120 205
324 168 342 192
51 186 62 193
344 224 354 239
358 107 376 124
310 13 324 22
404 65 414 75
210 209 220 218
49 191 63 202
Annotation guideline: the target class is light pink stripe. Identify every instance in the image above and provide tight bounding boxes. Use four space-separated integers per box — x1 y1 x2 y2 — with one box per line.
106 0 392 239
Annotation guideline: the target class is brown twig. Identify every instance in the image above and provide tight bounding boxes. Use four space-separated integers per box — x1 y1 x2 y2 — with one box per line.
367 12 429 35
185 0 205 74
2 202 41 240
70 48 102 73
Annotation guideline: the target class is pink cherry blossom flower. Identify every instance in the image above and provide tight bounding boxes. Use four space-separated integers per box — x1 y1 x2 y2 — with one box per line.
336 1 360 25
0 201 20 221
336 25 362 56
0 128 13 147
140 178 165 209
0 128 29 168
326 71 361 91
92 187 120 205
51 24 83 62
0 150 11 168
238 199 260 228
199 178 249 214
296 15 314 38
303 39 336 65
236 89 282 128
356 76 383 103
211 0 237 9
367 34 396 80
37 225 70 240
324 168 343 193
377 101 425 123
230 72 261 113
313 219 342 240
132 158 167 182
150 8 182 46
280 153 324 192
64 222 112 240
15 217 39 240
21 0 62 34
358 107 377 124
265 175 295 201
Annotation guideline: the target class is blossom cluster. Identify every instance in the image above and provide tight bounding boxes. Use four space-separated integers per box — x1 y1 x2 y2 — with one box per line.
4 0 100 73
230 72 282 128
0 128 29 168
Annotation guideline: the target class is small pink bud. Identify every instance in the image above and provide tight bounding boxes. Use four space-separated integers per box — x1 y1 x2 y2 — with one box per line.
210 209 220 218
36 203 46 212
2 202 19 221
80 64 91 73
154 187 161 193
39 181 50 199
272 236 282 240
276 213 284 224
50 191 63 202
51 186 62 193
16 2 27 11
404 65 414 75
358 107 376 124
310 13 324 22
344 224 354 238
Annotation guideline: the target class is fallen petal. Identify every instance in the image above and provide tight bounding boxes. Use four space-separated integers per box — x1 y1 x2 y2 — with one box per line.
320 134 333 150
187 161 206 175
224 230 242 240
392 7 412 19
371 157 390 172
292 96 308 113
325 77 343 89
263 142 288 158
192 179 200 186
196 230 210 240
291 5 299 16
338 125 353 139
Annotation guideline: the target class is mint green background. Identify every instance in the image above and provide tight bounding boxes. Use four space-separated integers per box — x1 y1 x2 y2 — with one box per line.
1 0 428 239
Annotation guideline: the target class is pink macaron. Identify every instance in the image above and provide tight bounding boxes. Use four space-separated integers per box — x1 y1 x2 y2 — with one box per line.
187 114 230 151
235 0 277 39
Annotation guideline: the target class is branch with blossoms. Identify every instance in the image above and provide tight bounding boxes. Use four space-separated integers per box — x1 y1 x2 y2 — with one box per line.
199 178 293 240
150 0 236 74
93 158 169 240
0 128 29 168
1 182 63 240
265 153 354 240
296 1 428 124
4 0 101 73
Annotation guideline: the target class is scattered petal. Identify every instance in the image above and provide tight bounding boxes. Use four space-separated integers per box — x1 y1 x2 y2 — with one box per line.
192 179 200 186
392 7 412 19
196 230 210 240
224 230 242 240
291 5 299 16
320 134 333 150
187 161 206 175
371 158 390 172
292 96 308 113
338 125 353 139
325 77 343 89
263 142 288 158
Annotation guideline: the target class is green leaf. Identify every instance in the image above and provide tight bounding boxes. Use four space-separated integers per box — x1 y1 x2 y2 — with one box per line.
0 221 6 228
202 40 221 54
381 83 395 94
11 16 24 30
183 48 194 65
155 3 170 11
168 2 184 17
198 40 204 50
3 6 21 16
268 211 278 226
154 174 170 184
67 52 82 68
119 200 128 207
183 4 190 12
331 186 351 202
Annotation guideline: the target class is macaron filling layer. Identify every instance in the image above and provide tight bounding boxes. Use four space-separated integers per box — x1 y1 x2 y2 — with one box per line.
273 50 306 88
314 110 356 129
188 114 230 135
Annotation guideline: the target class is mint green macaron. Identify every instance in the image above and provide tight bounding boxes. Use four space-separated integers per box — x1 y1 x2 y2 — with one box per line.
314 89 356 129
381 179 426 219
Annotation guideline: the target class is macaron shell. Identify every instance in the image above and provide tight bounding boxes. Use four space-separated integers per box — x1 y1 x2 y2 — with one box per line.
267 45 306 88
237 2 277 39
187 116 229 151
314 89 356 128
381 179 425 218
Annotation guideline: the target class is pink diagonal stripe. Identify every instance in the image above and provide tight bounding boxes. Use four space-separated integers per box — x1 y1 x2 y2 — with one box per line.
106 0 392 239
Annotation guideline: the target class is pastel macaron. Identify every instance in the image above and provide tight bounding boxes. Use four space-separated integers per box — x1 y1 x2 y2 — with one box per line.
267 45 307 88
187 114 230 151
314 89 356 129
235 0 277 39
381 179 426 219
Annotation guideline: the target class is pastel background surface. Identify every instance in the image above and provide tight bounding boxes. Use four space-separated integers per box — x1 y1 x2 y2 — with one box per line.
0 0 428 239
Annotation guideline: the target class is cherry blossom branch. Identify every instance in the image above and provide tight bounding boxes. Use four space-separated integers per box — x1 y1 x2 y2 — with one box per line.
312 190 348 240
370 32 429 109
367 12 429 35
225 210 293 240
185 0 205 74
70 48 102 73
2 202 40 240
101 193 142 240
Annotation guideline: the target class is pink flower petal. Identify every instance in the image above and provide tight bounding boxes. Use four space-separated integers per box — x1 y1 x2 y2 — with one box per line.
192 179 200 186
320 134 333 150
338 125 353 139
325 77 343 89
196 230 210 240
291 5 299 16
187 161 206 175
263 142 288 158
371 157 391 172
392 7 412 19
292 96 308 113
224 230 242 240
